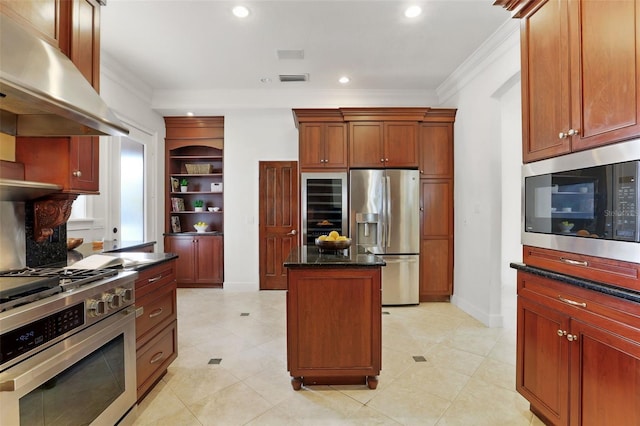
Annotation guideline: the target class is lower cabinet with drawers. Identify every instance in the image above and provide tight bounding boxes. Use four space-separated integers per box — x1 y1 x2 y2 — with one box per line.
514 261 640 426
134 258 178 401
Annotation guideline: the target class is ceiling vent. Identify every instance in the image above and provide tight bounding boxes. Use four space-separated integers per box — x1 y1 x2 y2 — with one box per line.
279 74 309 83
277 49 304 60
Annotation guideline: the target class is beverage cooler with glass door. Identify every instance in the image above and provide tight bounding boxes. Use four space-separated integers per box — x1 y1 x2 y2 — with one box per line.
301 172 348 245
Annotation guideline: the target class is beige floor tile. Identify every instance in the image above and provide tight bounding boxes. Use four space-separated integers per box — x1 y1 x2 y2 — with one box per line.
425 342 485 376
188 381 272 425
436 376 532 426
132 290 537 426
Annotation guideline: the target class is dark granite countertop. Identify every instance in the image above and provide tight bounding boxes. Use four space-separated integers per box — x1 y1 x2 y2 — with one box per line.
284 246 386 268
72 241 155 258
164 232 223 236
510 262 640 305
68 241 177 272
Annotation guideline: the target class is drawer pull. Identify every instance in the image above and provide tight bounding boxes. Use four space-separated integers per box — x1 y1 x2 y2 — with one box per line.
149 308 164 318
148 275 163 283
149 352 165 364
560 257 588 267
558 296 587 308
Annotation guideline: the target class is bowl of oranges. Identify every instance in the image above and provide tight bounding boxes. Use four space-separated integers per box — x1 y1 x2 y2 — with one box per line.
315 231 351 252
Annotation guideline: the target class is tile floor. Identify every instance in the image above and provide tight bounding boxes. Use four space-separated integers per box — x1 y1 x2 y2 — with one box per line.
131 289 545 426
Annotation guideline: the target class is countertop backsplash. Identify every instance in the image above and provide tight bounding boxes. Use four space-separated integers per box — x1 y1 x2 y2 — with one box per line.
0 201 26 270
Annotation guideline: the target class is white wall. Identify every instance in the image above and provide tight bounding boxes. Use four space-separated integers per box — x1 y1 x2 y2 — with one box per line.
99 20 524 327
223 109 298 291
437 20 521 327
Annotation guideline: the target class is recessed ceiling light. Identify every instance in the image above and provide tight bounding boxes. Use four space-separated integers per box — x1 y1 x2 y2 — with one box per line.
339 76 350 84
404 5 422 18
232 5 250 18
186 112 194 116
260 77 272 83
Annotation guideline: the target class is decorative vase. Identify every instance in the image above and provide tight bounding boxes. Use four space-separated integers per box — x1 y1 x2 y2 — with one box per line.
194 207 203 212
180 186 188 192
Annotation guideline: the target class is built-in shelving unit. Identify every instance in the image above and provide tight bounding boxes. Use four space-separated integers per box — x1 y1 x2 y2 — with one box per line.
164 117 224 288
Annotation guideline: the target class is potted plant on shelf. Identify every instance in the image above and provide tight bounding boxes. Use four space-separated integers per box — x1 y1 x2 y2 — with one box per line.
180 178 188 192
193 199 204 212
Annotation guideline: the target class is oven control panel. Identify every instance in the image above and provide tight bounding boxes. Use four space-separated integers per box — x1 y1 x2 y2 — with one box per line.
0 303 85 366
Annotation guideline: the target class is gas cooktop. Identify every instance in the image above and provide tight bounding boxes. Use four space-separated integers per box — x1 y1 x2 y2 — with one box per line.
0 267 119 312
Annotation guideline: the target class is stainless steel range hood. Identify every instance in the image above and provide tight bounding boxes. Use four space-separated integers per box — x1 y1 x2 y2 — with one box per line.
0 14 129 137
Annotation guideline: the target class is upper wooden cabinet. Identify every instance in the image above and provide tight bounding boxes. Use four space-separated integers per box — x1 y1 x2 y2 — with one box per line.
498 0 640 162
13 0 102 194
16 136 99 193
419 122 454 178
298 123 347 170
349 121 418 168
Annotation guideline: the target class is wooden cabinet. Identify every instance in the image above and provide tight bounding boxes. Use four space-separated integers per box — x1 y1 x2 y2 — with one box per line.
165 234 223 287
286 267 382 390
14 0 101 194
499 0 640 162
418 118 455 301
298 123 347 170
522 245 640 293
134 259 178 401
516 271 640 425
349 121 418 168
165 117 224 234
16 136 99 193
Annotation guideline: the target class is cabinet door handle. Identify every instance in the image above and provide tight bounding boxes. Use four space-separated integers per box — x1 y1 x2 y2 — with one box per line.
148 275 163 283
380 158 385 162
560 257 588 267
149 352 165 364
72 170 82 177
149 308 164 318
567 334 578 342
557 329 567 337
567 128 580 136
558 296 587 308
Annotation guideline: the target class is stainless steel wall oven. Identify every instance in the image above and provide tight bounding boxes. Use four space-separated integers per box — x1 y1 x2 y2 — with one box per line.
0 268 137 425
522 140 640 263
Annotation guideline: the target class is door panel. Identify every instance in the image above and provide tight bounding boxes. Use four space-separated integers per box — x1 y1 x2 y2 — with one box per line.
259 161 299 290
380 255 419 305
385 169 419 254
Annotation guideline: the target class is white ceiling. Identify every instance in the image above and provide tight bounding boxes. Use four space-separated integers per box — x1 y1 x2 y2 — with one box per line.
101 0 511 109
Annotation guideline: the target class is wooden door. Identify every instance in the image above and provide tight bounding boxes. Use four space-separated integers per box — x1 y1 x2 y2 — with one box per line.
384 122 418 167
259 161 299 290
165 236 196 285
299 123 323 169
517 296 570 426
419 123 453 178
521 0 572 162
349 122 384 168
195 235 223 285
69 137 99 192
324 123 348 168
569 319 640 426
569 0 640 152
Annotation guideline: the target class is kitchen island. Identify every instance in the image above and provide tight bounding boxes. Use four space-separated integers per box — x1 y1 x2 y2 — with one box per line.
284 246 385 390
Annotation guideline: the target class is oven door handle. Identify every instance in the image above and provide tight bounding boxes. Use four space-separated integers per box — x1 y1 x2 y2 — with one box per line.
0 308 135 392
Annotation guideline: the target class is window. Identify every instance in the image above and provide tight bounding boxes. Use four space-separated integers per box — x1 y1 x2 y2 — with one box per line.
120 137 144 241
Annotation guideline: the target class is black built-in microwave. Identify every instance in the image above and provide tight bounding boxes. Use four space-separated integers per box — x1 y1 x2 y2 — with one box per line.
525 160 639 242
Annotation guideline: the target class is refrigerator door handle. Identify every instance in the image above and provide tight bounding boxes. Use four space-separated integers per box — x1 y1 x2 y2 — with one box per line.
381 175 386 248
386 175 391 248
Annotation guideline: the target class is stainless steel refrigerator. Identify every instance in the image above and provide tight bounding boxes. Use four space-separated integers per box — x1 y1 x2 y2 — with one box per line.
350 169 420 305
